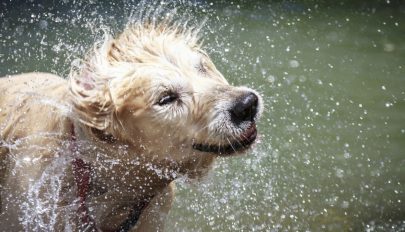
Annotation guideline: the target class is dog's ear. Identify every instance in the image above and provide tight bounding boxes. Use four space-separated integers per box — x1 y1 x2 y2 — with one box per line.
69 33 142 131
69 64 114 130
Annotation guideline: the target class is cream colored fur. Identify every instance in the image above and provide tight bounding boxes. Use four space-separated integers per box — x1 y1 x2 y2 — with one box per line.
0 22 262 231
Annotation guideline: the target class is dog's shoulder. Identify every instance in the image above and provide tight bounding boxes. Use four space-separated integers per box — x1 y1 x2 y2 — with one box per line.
0 72 71 142
0 72 68 101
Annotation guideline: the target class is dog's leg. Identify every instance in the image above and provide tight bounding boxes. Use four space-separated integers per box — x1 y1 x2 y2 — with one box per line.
129 182 175 232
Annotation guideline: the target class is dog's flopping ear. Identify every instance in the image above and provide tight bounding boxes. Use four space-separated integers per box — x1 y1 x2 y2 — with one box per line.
69 35 140 131
69 37 117 130
69 67 114 130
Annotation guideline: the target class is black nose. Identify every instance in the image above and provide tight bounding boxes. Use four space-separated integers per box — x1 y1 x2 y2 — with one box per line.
229 92 259 125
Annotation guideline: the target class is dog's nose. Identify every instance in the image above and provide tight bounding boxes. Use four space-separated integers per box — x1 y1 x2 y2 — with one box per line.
229 92 258 125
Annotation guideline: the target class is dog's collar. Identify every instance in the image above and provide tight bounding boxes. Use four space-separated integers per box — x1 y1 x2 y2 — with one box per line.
70 123 98 230
90 127 117 143
69 123 151 232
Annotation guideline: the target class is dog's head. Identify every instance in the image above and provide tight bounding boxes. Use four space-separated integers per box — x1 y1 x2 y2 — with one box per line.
70 23 263 161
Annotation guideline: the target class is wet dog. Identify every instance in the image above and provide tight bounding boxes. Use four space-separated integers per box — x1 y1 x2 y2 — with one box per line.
0 21 262 231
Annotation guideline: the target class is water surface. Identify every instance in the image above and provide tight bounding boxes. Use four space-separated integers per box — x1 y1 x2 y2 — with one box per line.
1 1 404 231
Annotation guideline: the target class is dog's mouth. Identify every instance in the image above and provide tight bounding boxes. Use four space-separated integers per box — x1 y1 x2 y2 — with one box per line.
192 123 258 155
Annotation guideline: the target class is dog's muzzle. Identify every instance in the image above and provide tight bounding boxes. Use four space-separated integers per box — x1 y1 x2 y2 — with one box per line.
193 91 260 155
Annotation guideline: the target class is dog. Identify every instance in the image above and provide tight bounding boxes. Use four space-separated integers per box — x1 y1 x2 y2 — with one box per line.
0 20 262 231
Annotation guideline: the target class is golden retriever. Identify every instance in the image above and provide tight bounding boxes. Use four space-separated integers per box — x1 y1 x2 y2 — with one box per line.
0 20 262 231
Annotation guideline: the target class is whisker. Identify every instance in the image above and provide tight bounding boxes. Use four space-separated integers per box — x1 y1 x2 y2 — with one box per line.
226 137 237 153
228 130 247 151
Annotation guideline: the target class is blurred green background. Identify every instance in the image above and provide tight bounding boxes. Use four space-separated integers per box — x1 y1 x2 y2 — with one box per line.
1 0 404 231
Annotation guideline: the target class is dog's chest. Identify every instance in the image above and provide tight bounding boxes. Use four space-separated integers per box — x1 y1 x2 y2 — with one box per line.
83 160 162 230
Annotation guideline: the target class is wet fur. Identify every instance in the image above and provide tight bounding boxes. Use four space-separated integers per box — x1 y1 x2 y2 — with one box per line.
0 22 261 231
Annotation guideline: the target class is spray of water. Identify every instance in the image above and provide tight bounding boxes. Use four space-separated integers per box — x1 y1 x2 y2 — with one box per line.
1 2 227 230
5 1 403 231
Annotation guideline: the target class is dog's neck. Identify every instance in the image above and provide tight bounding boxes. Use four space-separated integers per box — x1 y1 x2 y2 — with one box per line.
77 123 215 193
79 124 176 186
68 122 215 229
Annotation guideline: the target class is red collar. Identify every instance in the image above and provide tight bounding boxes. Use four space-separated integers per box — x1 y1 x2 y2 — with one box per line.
69 123 150 232
70 123 97 230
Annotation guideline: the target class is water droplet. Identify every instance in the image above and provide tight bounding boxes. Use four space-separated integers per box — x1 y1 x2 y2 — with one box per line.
16 26 24 35
335 169 344 178
344 152 351 159
289 60 300 68
267 75 275 83
341 201 349 208
383 43 395 52
39 20 48 30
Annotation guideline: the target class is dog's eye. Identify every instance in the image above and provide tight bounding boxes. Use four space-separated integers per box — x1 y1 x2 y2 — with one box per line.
157 92 178 106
